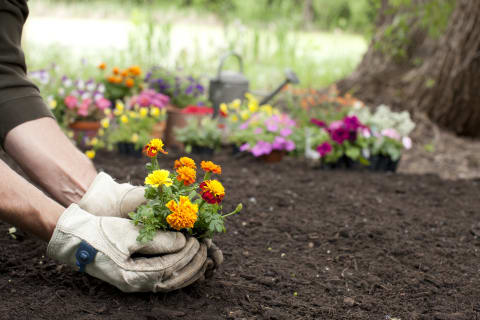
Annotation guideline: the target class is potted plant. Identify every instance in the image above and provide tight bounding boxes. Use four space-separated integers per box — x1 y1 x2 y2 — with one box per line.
145 68 210 147
99 63 144 102
310 115 371 169
129 89 170 140
229 111 297 163
102 101 166 157
349 104 415 172
174 115 222 155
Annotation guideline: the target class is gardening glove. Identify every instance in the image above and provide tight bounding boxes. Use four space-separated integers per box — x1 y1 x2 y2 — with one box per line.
79 172 145 218
203 238 224 278
47 204 209 292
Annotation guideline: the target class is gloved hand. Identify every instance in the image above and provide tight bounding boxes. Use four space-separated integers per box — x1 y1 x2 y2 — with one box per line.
78 172 224 272
47 204 208 292
78 172 145 218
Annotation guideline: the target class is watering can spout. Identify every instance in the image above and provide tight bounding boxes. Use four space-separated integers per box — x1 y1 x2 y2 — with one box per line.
259 68 299 105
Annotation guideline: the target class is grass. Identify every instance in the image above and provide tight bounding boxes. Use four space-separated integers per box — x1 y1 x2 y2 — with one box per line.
24 1 368 90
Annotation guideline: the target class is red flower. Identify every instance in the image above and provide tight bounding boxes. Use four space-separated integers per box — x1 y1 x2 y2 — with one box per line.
199 180 225 204
182 105 213 115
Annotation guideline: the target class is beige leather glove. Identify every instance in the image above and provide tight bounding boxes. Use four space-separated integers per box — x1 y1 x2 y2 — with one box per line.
47 204 208 292
78 172 145 218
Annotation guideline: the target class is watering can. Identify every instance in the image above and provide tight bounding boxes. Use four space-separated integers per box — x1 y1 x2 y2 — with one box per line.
209 51 300 116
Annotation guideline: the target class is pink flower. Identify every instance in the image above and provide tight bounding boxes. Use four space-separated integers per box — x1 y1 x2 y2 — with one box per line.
239 143 250 152
328 120 343 131
64 95 78 109
95 97 111 110
280 128 292 137
316 142 332 157
402 136 412 149
381 128 401 140
254 127 263 134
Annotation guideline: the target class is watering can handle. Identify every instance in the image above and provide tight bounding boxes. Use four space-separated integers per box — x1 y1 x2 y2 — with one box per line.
217 52 244 77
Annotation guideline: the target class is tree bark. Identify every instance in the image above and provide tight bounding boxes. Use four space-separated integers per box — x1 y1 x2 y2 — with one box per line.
338 0 480 137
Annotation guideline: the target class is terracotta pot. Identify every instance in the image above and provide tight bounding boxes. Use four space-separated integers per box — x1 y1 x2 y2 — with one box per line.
164 105 188 148
151 120 167 139
68 121 101 147
261 150 285 163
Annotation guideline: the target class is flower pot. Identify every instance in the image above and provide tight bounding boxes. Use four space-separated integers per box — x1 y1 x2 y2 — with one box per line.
68 121 101 148
164 105 188 149
368 155 400 172
116 142 142 158
320 156 361 170
151 120 166 140
191 145 215 156
260 150 285 163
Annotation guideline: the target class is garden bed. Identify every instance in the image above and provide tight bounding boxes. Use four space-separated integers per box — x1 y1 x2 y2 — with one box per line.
1 150 480 319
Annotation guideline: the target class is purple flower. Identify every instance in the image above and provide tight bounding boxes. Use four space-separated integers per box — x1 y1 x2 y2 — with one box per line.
280 127 292 137
331 127 350 144
311 118 326 128
266 123 278 132
272 136 286 150
316 142 332 157
329 120 343 131
251 141 273 157
239 143 250 152
343 115 361 131
284 140 295 151
185 85 194 95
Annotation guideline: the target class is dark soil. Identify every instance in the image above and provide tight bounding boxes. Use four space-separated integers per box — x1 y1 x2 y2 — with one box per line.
1 150 480 320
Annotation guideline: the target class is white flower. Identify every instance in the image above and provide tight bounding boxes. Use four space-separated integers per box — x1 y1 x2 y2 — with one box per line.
402 136 412 150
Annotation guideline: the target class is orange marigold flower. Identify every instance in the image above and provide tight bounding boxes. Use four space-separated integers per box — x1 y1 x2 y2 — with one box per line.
174 157 196 170
166 196 198 230
176 166 196 186
113 76 123 84
143 138 167 157
98 62 106 70
107 75 117 83
120 70 129 77
112 67 120 75
125 78 135 88
128 65 142 76
199 180 225 204
201 160 221 174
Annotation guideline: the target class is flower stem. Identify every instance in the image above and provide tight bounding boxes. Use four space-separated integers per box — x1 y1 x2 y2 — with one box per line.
222 203 243 219
204 172 211 181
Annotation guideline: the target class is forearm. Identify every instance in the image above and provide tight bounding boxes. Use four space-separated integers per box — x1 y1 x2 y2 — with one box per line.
4 118 97 206
0 160 64 241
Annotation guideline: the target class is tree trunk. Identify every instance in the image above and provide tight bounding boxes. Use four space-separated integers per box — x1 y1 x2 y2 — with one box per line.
338 0 480 137
303 0 315 28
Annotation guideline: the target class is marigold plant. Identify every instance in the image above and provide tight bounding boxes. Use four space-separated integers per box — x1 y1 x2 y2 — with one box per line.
130 139 242 242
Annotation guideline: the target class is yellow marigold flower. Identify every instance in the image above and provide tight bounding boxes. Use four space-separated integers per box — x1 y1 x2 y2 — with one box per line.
67 131 74 138
230 115 238 123
245 92 254 101
98 128 105 137
89 137 99 146
165 196 198 230
200 160 221 174
174 157 196 170
131 133 139 143
49 99 57 109
176 166 196 186
260 104 273 115
150 107 160 117
85 150 96 159
101 118 110 128
145 169 172 187
143 138 167 157
104 108 111 116
220 103 228 115
128 111 138 118
116 101 124 111
240 110 250 121
199 180 225 204
248 100 259 113
120 115 129 123
230 99 241 110
139 107 148 118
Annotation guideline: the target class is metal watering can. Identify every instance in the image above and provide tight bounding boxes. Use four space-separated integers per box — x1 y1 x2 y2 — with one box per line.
209 52 299 116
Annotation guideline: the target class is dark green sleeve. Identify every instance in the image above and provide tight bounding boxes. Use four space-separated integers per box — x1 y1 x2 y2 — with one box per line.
0 0 54 147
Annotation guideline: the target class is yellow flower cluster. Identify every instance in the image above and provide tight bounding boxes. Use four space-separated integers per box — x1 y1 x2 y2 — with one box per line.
145 169 173 187
166 196 198 230
225 93 280 124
